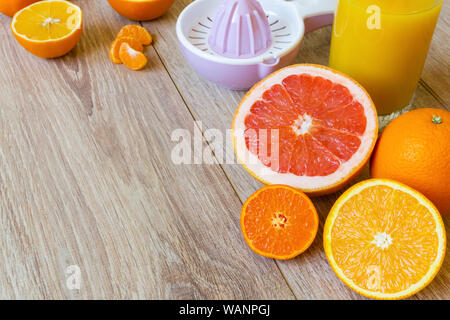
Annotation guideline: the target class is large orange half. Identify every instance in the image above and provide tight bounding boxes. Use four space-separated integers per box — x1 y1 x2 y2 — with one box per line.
11 0 82 58
241 185 319 260
232 64 378 195
324 179 446 300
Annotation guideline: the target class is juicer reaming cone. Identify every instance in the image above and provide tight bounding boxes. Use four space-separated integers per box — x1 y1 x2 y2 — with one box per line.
177 0 336 90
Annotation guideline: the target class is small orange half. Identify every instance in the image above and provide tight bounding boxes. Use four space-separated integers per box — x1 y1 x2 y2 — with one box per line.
324 179 446 300
241 185 319 260
11 0 82 58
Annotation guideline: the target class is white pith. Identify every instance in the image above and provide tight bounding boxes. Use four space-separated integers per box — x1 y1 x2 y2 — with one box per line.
324 179 447 299
42 18 61 27
292 114 313 135
372 232 393 250
126 45 139 56
233 65 378 191
272 212 288 229
11 0 82 43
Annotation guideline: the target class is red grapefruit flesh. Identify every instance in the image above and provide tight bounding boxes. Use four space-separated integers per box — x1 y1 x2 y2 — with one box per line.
232 64 378 195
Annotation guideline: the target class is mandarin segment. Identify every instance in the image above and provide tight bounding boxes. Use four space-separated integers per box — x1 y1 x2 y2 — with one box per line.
109 36 144 64
241 185 318 260
119 42 147 71
324 179 446 299
117 25 152 46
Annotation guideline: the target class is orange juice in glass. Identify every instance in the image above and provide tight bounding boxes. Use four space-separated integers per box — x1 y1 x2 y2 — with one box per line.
329 0 443 115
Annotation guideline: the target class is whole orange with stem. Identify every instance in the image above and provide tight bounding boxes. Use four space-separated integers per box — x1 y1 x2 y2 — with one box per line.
371 108 450 216
0 0 40 17
107 0 175 21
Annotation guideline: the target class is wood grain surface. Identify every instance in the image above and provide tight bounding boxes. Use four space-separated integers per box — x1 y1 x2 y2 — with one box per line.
0 0 448 299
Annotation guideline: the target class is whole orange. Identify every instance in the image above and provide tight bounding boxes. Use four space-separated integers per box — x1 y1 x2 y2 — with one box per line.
0 0 40 17
371 108 450 216
107 0 175 21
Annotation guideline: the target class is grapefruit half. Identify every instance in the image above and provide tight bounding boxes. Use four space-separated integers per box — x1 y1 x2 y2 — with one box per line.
232 64 378 195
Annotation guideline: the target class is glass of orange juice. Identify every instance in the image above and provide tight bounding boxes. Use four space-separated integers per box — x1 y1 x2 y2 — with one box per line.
329 0 443 116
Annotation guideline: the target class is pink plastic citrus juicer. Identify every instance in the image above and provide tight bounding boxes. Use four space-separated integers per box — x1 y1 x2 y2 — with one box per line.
176 0 336 90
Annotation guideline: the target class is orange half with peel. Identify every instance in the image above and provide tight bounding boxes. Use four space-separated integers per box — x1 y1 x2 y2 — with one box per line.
11 0 82 58
232 64 378 196
241 185 319 260
324 179 446 300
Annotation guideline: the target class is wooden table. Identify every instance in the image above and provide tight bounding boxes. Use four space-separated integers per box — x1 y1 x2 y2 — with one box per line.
0 0 448 300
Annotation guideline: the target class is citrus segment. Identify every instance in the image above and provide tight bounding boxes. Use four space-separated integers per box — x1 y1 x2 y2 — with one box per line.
241 185 319 260
109 36 144 64
119 42 147 71
310 126 361 161
324 179 446 299
117 25 152 46
233 64 378 195
11 0 82 58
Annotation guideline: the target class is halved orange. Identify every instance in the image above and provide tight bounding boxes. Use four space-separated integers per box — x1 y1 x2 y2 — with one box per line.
324 179 446 300
241 185 319 260
232 64 378 196
119 42 147 70
11 0 82 58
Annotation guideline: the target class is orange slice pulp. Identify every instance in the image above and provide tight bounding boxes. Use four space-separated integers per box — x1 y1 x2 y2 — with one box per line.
324 179 446 299
232 64 378 195
241 185 319 260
